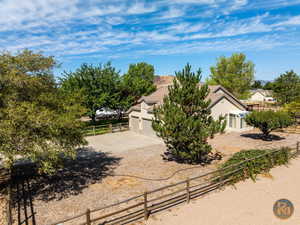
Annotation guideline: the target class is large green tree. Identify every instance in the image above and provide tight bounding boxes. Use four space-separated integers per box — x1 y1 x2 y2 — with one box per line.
152 64 226 164
122 62 156 107
0 50 86 174
272 70 300 104
61 62 121 123
208 53 255 99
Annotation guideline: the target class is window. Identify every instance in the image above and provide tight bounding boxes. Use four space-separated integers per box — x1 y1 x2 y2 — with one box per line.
229 114 237 128
240 118 245 129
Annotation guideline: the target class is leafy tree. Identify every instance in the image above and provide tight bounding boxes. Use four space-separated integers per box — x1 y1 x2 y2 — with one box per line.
251 80 263 89
263 81 274 90
245 111 293 139
122 62 156 107
283 100 300 118
61 62 121 123
208 53 255 99
272 70 300 104
152 64 226 164
0 50 86 174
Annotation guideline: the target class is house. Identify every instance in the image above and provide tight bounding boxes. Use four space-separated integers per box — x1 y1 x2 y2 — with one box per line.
248 89 275 103
127 77 251 137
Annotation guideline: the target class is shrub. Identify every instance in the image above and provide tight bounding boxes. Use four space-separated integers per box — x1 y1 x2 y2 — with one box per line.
283 100 300 118
215 147 292 185
245 110 294 138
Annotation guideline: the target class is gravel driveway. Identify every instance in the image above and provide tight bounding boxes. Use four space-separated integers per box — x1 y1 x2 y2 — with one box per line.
85 131 163 154
26 130 300 225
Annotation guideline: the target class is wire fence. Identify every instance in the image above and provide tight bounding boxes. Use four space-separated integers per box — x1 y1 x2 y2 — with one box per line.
48 142 300 225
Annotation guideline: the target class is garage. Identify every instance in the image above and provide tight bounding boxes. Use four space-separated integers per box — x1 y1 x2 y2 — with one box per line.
141 118 157 137
130 116 140 133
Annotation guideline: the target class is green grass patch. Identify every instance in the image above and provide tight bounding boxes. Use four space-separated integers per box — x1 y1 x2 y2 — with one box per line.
84 118 128 127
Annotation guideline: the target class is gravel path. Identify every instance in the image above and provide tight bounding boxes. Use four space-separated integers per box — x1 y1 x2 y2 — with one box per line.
25 130 300 225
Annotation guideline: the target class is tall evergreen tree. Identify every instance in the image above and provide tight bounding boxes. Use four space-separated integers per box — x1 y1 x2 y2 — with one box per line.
152 64 226 164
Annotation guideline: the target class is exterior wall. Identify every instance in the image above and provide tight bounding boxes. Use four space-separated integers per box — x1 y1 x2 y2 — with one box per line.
210 97 251 132
249 92 265 102
129 97 252 137
141 118 157 137
129 101 155 136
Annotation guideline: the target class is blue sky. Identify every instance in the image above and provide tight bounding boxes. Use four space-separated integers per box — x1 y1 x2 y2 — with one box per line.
0 0 300 80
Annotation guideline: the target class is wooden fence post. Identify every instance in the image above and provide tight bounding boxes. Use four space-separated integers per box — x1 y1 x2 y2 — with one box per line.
86 208 91 225
6 182 12 225
186 178 190 204
93 126 95 136
109 124 113 133
144 192 149 220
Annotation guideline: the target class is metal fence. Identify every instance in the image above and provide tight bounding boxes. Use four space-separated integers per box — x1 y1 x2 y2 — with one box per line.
49 143 300 225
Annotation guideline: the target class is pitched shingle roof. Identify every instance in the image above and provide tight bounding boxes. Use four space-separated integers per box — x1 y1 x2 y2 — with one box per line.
128 80 248 113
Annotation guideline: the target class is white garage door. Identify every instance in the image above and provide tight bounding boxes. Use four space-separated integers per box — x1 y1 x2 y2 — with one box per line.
141 118 157 137
130 116 140 133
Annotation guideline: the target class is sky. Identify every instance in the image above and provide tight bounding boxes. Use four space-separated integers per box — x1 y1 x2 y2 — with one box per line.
0 0 300 80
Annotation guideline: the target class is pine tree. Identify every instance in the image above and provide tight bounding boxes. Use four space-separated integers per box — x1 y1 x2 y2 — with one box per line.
152 64 226 164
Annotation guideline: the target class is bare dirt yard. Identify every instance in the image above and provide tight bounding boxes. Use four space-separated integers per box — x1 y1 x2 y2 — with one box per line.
145 157 300 225
22 129 300 225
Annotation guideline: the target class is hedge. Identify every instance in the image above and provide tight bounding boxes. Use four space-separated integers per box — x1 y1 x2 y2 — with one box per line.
215 147 294 185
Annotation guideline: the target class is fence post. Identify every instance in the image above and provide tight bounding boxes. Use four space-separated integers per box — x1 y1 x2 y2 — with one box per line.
186 178 190 204
93 126 95 136
144 192 149 220
109 123 113 133
86 208 91 225
6 181 12 225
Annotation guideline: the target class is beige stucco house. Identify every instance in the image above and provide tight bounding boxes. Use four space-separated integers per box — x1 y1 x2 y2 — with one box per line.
128 80 251 137
248 89 275 102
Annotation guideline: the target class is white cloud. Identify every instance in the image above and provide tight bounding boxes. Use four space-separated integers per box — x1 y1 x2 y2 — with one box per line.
167 22 205 33
273 15 300 26
167 0 216 4
136 35 285 56
182 14 272 40
160 7 185 19
127 2 157 14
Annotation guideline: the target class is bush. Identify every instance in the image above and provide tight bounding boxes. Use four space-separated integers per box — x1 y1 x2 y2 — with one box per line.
245 110 294 138
215 147 292 185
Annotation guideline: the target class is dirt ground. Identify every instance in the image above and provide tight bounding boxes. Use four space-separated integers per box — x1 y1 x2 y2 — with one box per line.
145 157 300 225
26 130 300 225
0 193 6 225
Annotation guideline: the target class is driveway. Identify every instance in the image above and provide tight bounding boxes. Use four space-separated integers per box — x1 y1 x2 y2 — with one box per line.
146 158 300 225
85 131 163 153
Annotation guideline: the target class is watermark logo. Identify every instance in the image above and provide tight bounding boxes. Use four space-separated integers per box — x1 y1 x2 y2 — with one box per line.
273 199 294 219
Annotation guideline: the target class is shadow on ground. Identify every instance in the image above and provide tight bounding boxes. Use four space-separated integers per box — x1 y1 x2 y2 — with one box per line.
240 133 285 141
28 147 121 201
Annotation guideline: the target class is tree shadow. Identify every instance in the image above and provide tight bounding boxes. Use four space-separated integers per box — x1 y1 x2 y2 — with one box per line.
23 147 121 202
240 133 285 141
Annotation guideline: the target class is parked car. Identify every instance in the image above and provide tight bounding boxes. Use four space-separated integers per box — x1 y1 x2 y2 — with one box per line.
96 108 118 118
